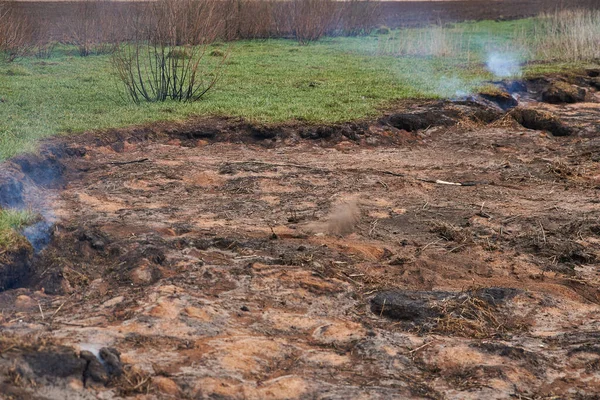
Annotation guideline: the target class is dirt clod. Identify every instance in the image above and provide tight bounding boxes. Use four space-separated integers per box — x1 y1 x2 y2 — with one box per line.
384 100 503 132
153 376 180 395
12 152 65 188
99 347 123 378
479 89 519 110
590 77 600 90
585 68 600 78
81 351 109 385
0 244 32 291
511 107 573 136
14 294 36 310
541 81 587 104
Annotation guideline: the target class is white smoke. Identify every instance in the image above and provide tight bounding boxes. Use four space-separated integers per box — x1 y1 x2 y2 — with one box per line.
436 76 470 99
486 52 522 78
23 220 54 253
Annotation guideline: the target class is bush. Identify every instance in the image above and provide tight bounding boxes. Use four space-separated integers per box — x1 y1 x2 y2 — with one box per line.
2 0 382 49
112 0 225 103
221 0 278 40
34 41 58 59
66 0 120 56
338 0 381 36
217 0 380 41
0 1 36 61
287 0 338 45
209 49 225 57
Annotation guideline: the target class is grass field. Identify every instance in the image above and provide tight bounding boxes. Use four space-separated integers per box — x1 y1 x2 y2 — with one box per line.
0 18 595 162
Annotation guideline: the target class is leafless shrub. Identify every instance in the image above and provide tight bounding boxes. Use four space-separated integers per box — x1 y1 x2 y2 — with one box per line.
33 41 58 59
112 0 226 104
220 0 278 40
0 1 36 61
247 0 279 39
154 0 223 45
287 0 339 45
271 1 293 38
337 0 381 36
65 0 122 56
205 0 379 41
3 0 382 49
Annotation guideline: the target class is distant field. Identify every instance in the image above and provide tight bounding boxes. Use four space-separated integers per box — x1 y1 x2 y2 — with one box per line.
378 0 600 28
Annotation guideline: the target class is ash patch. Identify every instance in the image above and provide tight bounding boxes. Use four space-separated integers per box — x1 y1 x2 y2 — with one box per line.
23 348 86 379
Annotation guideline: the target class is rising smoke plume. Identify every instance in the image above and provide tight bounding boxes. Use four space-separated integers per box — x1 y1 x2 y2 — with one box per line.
486 52 522 78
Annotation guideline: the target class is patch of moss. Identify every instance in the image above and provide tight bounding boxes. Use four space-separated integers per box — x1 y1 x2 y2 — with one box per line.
0 209 37 250
4 66 30 76
376 26 391 35
209 49 225 57
478 84 506 97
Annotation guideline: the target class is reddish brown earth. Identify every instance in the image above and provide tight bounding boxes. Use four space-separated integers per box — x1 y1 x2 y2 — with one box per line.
0 76 600 399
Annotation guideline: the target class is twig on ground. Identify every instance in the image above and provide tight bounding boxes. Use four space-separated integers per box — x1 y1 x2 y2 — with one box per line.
416 178 483 186
539 221 547 245
418 238 443 254
448 244 467 253
376 180 388 189
379 298 387 317
502 214 523 224
368 220 379 237
108 158 149 166
410 340 438 356
51 292 77 319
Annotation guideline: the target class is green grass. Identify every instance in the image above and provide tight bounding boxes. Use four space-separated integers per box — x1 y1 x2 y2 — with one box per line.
0 18 596 160
0 209 36 249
